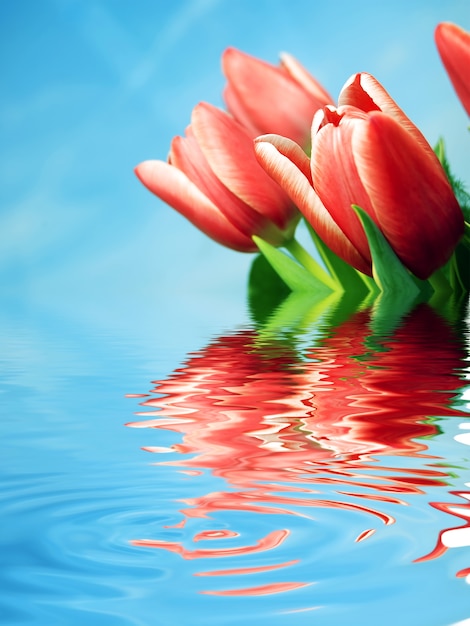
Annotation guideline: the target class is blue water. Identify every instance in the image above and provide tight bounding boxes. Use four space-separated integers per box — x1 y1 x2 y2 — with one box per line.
2 288 470 626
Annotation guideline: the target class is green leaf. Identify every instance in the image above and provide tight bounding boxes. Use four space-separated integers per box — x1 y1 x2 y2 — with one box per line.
352 205 420 298
283 237 338 291
435 137 470 221
253 236 333 294
434 136 446 167
463 220 470 249
448 238 470 293
305 220 374 295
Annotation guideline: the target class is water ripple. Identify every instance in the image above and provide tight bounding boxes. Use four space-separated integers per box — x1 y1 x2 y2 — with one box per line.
125 303 470 619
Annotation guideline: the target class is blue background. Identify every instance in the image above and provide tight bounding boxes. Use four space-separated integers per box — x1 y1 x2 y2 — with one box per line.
1 0 469 347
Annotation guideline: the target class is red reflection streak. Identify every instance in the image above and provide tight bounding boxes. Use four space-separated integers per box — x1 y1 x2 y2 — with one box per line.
125 393 150 399
131 529 289 559
193 529 239 541
414 489 470 564
356 528 376 542
176 490 395 525
195 559 300 577
127 304 469 583
201 581 311 596
299 465 449 495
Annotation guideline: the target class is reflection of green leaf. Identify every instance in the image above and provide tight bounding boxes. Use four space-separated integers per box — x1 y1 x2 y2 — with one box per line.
327 289 374 328
369 290 417 338
253 236 333 294
252 289 369 358
260 290 341 337
353 205 420 298
248 254 290 325
253 287 374 355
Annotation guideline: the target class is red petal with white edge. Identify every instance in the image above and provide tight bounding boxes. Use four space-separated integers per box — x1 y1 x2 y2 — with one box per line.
134 160 257 251
279 52 333 103
338 73 432 154
222 47 324 146
352 111 464 279
256 134 313 184
310 106 375 262
169 132 271 239
435 22 470 116
254 137 371 275
191 103 297 232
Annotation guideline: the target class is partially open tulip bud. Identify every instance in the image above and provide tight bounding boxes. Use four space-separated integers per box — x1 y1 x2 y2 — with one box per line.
310 104 464 279
255 74 464 280
338 72 433 154
222 47 333 147
135 103 299 252
435 22 470 116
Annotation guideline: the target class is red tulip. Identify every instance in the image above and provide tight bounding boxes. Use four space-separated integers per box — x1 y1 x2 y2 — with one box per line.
222 47 333 146
255 74 464 279
337 72 433 154
135 103 298 252
435 22 470 116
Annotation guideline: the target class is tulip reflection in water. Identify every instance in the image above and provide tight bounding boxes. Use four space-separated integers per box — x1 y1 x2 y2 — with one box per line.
126 298 469 596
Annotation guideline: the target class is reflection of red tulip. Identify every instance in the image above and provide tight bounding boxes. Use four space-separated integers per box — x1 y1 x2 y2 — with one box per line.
222 48 333 146
135 102 298 252
435 22 470 116
127 304 467 586
414 488 470 576
255 74 464 279
125 305 470 596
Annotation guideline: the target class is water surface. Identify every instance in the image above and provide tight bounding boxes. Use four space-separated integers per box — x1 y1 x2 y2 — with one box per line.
2 293 470 625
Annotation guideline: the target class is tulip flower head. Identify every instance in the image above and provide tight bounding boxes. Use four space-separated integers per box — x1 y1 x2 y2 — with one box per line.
255 73 464 280
222 47 333 147
435 22 470 116
135 103 299 252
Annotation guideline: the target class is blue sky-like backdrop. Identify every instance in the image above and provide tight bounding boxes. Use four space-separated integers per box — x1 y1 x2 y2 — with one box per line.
1 0 469 346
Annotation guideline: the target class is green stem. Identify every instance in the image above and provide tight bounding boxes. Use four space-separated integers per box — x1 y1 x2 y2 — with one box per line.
284 238 338 291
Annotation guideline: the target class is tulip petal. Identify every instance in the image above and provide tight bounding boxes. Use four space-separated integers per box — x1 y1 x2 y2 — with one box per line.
169 131 276 240
222 47 326 145
310 106 376 264
338 73 432 153
254 137 371 275
191 103 297 233
134 160 257 251
279 53 333 103
256 133 313 184
435 22 470 116
223 84 261 138
352 111 464 279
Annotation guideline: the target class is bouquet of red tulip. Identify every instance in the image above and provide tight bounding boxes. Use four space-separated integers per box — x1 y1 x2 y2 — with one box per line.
135 22 470 301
